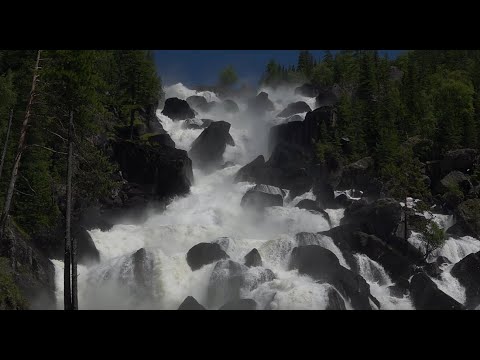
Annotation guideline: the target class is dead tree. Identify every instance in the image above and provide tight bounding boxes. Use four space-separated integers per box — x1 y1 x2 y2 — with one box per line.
0 108 13 180
64 110 74 310
0 50 42 239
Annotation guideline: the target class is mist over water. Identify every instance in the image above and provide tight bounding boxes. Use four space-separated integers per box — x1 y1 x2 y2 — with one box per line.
51 83 479 310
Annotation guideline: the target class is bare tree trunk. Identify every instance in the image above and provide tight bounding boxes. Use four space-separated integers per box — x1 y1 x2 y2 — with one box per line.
64 110 74 311
0 109 13 180
0 50 42 240
71 233 78 310
129 109 135 140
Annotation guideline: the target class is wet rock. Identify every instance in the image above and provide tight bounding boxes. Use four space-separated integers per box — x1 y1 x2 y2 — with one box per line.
244 248 262 267
186 243 229 271
410 272 465 310
161 97 195 120
178 296 206 310
219 298 257 310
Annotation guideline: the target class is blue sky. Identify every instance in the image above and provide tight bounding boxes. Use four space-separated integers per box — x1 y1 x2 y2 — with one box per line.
154 50 405 87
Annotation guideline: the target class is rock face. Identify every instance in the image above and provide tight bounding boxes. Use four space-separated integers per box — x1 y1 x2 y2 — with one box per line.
315 86 340 107
219 298 257 310
178 296 206 310
130 248 155 300
435 171 472 195
295 83 319 97
247 92 275 115
0 223 56 309
341 198 402 241
453 199 480 238
186 243 229 271
244 248 262 267
240 184 284 210
147 133 176 148
277 101 312 118
295 199 323 212
189 121 235 169
337 157 375 192
410 272 465 310
289 245 374 310
161 97 195 120
451 251 480 309
74 227 100 266
223 99 239 113
234 155 265 183
112 140 193 200
269 106 336 153
326 287 347 310
186 95 208 109
440 148 478 175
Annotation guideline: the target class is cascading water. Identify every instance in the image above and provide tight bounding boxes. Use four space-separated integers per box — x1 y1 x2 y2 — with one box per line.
51 83 480 310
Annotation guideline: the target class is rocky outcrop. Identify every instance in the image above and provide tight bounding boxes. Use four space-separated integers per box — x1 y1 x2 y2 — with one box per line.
247 92 275 115
451 251 480 309
161 97 195 120
186 243 229 271
337 157 376 192
0 223 56 309
112 140 193 201
325 287 347 310
289 245 374 310
410 272 465 310
189 121 235 170
294 83 319 97
453 199 480 238
223 99 239 113
277 101 312 118
178 296 206 310
186 95 208 109
440 148 478 175
241 184 284 210
234 155 265 183
244 248 262 267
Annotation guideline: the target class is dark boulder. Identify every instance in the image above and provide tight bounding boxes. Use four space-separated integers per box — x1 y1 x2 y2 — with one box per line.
244 248 262 267
277 101 312 118
441 148 478 175
161 97 195 120
295 199 323 212
312 181 336 209
410 272 465 310
286 114 303 123
453 199 480 238
290 245 374 310
337 157 375 192
341 198 402 241
294 83 319 97
315 86 340 107
186 95 207 109
451 251 480 309
112 140 193 201
424 261 442 279
219 299 257 310
388 284 409 298
435 171 472 196
178 296 206 310
247 92 275 115
186 243 229 271
436 256 451 266
129 248 155 300
241 184 284 210
223 99 239 113
207 260 246 308
234 155 265 183
335 193 353 208
147 133 176 148
189 121 235 170
73 227 100 266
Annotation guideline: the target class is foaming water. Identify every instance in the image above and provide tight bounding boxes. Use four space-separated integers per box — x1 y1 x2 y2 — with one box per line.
430 264 466 305
354 254 414 310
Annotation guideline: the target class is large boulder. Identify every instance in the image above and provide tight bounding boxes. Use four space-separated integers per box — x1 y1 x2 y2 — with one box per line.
289 245 374 310
241 184 284 210
207 260 246 308
247 92 275 115
0 223 56 309
186 243 229 271
130 248 155 300
219 299 257 310
112 140 193 201
189 121 235 170
244 248 262 267
315 86 340 107
277 101 312 118
234 155 266 183
178 296 206 310
435 171 472 196
161 97 195 120
453 199 480 238
410 272 465 310
295 199 331 226
295 83 319 97
73 226 100 266
146 133 176 148
441 149 478 175
223 99 239 113
451 251 480 309
341 198 402 241
337 157 376 192
186 95 207 109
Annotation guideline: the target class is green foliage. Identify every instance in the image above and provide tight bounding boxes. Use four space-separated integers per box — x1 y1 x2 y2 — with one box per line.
311 62 334 87
421 221 446 259
219 65 238 88
0 257 28 310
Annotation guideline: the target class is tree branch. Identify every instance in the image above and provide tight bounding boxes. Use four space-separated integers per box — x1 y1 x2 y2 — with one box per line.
29 144 67 155
44 128 68 142
15 189 35 197
20 175 37 195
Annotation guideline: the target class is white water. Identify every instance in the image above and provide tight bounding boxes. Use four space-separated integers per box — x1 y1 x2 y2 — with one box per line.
51 82 480 310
